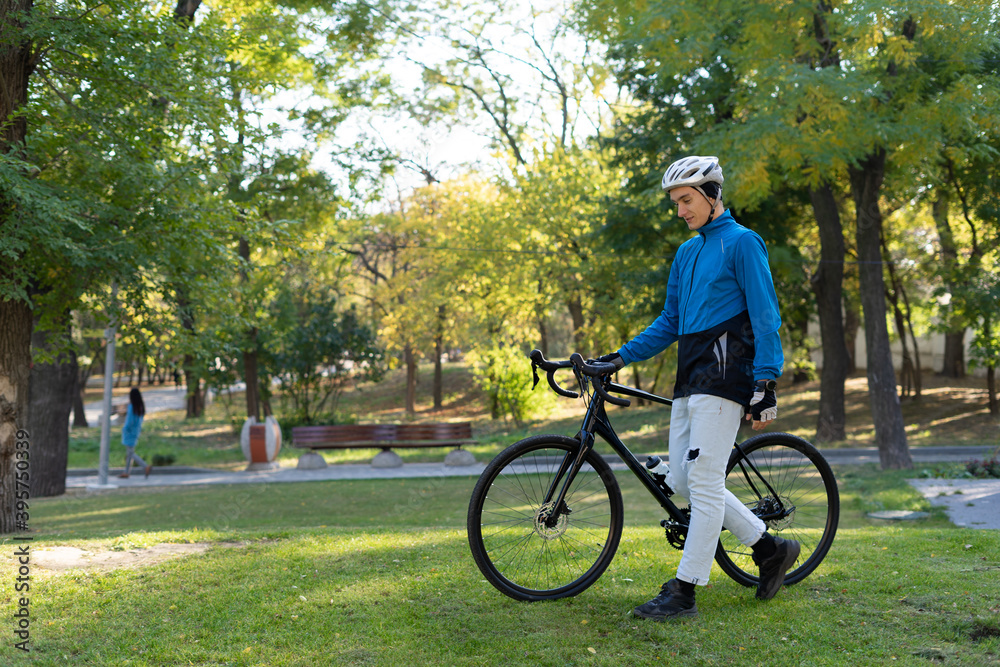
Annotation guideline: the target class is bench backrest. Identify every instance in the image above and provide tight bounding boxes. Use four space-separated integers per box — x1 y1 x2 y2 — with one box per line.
291 422 472 444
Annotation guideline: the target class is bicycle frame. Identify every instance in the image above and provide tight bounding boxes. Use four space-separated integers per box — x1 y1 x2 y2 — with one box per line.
542 380 688 527
540 377 787 530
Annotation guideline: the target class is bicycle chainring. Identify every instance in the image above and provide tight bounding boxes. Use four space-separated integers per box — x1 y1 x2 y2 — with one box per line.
661 506 691 551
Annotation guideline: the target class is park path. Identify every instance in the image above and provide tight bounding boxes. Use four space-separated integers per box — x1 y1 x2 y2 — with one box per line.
79 382 243 426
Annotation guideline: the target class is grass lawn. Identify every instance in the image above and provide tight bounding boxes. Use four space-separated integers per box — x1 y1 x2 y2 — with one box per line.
16 362 996 664
2 462 999 666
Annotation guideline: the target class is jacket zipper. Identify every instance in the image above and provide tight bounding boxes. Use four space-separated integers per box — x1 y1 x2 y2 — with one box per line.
680 233 707 330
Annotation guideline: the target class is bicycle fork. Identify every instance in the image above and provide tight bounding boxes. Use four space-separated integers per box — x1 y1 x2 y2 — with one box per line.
538 428 596 529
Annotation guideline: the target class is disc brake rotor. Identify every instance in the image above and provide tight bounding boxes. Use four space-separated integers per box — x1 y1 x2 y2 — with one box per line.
757 495 795 531
534 501 569 539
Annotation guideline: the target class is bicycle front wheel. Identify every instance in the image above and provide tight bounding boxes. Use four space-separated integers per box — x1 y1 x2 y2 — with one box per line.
468 435 624 601
715 432 839 587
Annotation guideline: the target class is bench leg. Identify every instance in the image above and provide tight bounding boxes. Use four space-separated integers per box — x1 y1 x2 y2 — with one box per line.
445 448 477 467
296 451 328 470
371 449 403 468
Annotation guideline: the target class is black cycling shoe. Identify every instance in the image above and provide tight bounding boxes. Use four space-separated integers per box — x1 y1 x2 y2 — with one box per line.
753 536 801 600
632 579 698 621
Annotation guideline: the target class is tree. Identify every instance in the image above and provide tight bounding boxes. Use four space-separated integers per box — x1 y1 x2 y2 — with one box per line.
268 287 384 423
580 0 1000 468
2 0 277 507
0 0 37 527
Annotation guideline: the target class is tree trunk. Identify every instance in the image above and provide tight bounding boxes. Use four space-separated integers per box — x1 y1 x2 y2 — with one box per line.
567 296 586 356
184 365 204 418
72 383 88 428
237 204 259 424
433 305 445 411
985 316 998 416
988 366 998 416
0 0 37 533
176 287 203 418
941 331 966 378
843 297 860 374
809 184 848 441
538 317 548 358
629 366 645 406
931 192 966 377
0 300 33 533
28 316 75 497
72 350 99 428
648 354 667 396
243 341 260 421
536 279 548 357
849 151 912 469
901 282 922 397
404 346 417 416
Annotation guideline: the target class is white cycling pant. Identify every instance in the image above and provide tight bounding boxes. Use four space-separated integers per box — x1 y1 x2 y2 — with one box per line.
667 394 767 586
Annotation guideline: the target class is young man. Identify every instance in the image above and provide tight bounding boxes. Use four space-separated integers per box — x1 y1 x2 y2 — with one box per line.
598 155 798 620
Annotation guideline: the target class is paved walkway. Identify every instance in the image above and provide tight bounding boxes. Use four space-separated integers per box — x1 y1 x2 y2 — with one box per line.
80 383 235 426
67 461 487 488
907 478 1000 530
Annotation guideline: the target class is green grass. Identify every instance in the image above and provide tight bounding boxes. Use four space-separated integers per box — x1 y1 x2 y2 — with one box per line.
4 465 1000 665
30 363 1000 664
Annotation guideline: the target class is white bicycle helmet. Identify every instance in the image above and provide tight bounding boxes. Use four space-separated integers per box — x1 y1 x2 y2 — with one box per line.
661 155 724 192
661 155 725 223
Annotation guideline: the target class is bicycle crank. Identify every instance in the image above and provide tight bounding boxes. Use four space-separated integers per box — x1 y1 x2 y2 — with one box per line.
661 506 691 550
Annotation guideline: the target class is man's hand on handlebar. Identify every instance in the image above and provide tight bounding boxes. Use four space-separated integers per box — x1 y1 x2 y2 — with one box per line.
594 352 625 371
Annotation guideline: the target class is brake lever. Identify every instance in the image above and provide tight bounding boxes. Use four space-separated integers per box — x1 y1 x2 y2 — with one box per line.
569 353 631 407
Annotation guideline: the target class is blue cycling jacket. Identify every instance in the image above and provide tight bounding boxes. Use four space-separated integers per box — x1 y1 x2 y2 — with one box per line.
617 210 783 406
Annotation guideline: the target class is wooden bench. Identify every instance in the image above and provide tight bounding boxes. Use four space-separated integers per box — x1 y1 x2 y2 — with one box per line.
291 423 477 469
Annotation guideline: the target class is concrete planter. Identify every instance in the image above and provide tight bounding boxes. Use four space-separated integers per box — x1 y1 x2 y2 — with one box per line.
240 416 282 471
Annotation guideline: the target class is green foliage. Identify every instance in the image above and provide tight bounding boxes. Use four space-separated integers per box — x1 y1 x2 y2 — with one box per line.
964 456 1000 479
269 289 385 423
469 344 555 425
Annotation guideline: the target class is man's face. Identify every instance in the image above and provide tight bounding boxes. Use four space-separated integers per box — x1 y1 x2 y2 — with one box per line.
669 186 712 231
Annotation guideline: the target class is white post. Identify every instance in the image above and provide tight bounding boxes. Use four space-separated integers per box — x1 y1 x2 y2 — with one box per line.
96 322 117 487
90 284 119 490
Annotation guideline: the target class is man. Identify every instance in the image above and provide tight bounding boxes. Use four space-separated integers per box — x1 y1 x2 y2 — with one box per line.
598 155 798 620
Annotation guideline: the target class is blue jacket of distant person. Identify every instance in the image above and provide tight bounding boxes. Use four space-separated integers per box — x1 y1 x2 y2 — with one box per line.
121 403 144 447
617 209 783 407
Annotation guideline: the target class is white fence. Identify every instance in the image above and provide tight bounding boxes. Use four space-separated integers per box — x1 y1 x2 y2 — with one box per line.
807 323 989 378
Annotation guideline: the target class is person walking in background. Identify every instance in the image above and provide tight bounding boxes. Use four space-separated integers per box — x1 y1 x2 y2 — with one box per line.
119 387 152 479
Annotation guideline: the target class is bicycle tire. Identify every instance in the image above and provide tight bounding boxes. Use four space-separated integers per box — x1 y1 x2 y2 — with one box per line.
468 435 624 601
714 432 839 588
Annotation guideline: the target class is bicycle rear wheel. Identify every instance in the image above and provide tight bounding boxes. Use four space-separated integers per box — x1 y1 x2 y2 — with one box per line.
715 432 839 587
468 435 624 601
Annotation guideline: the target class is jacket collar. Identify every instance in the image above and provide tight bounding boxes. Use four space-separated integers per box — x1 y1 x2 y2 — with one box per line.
697 209 735 238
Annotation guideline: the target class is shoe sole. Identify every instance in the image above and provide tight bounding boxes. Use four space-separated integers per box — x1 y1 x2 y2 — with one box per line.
632 606 698 621
756 541 801 601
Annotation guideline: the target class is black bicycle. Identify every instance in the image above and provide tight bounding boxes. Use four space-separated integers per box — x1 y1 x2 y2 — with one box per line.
467 350 839 602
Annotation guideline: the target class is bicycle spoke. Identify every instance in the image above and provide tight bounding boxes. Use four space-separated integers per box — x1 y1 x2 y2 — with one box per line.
716 434 839 588
470 439 623 599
